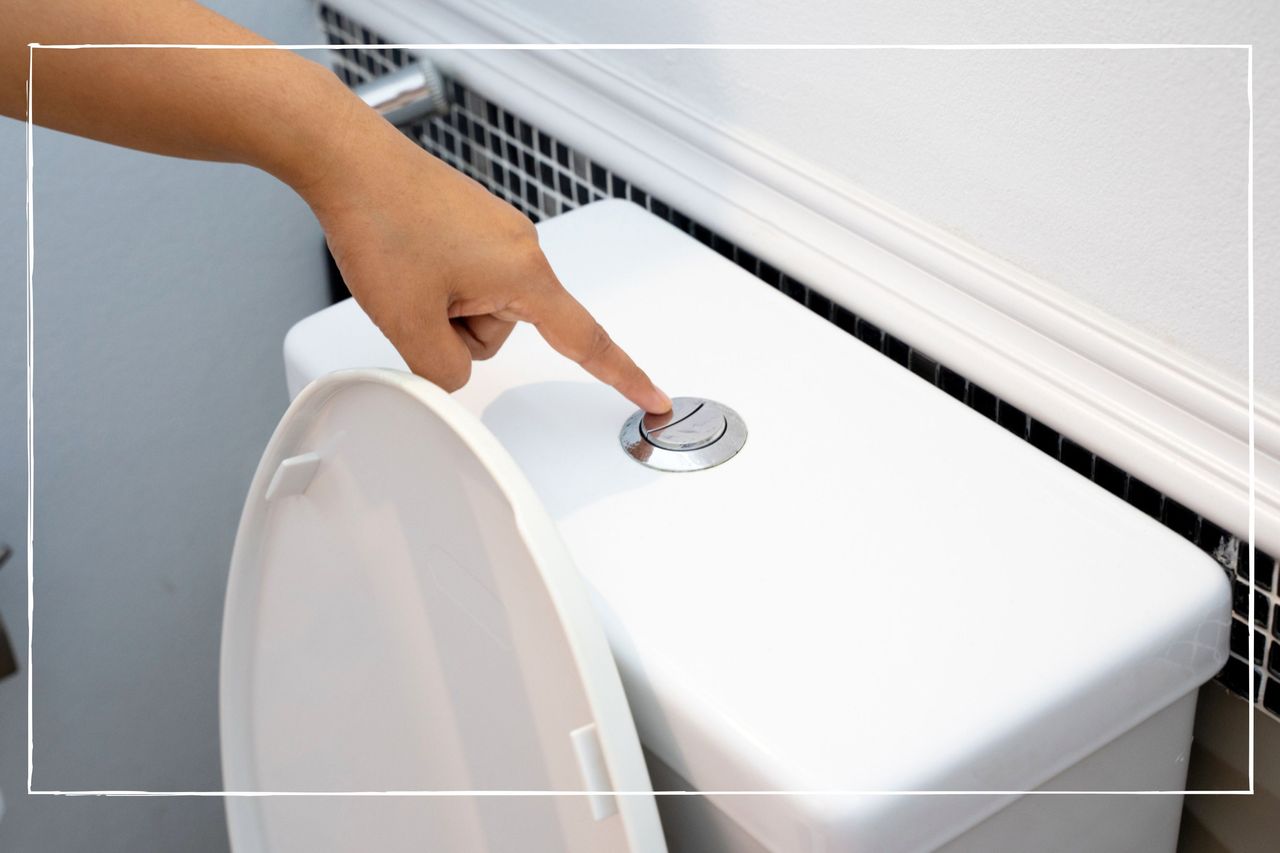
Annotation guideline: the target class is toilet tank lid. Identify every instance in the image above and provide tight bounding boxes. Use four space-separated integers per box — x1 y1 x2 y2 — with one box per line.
282 200 1231 852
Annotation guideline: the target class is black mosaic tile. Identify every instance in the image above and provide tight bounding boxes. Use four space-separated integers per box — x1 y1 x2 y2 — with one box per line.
1027 418 1060 458
908 350 938 384
1230 618 1249 660
325 237 348 303
321 12 1280 721
590 163 608 191
1124 476 1163 520
1246 548 1278 592
1197 516 1229 555
884 335 910 368
757 261 781 288
712 234 736 262
995 399 1028 439
1092 456 1127 499
854 317 883 351
832 305 858 335
1161 498 1200 543
805 289 833 320
1216 655 1259 697
1231 618 1264 666
938 365 967 402
1266 678 1280 716
1059 437 1094 479
1231 579 1251 619
1269 639 1280 678
966 383 998 420
780 274 807 302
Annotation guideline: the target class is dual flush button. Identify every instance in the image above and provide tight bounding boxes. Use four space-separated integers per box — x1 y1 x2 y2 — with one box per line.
620 397 747 472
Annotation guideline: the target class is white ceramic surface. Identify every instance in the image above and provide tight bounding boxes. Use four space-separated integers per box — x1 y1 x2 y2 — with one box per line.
281 200 1231 851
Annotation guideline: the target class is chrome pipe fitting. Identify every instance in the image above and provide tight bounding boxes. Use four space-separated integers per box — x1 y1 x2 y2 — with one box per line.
353 61 449 126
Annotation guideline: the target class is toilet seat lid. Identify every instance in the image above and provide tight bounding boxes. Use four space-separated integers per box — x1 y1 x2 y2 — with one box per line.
219 369 664 853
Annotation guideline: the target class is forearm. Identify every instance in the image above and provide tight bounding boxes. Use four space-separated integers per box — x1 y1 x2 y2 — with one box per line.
3 0 670 411
2 0 387 194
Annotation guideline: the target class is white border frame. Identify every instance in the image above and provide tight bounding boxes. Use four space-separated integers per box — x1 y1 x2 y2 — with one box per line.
24 39 1255 800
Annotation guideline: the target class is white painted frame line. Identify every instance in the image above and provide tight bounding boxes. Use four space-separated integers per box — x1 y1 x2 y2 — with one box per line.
24 40 1255 798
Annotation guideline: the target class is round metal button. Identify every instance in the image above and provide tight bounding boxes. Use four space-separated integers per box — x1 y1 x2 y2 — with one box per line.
641 399 727 451
620 397 747 472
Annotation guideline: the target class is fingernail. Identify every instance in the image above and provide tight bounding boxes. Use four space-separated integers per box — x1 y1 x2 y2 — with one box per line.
651 388 672 414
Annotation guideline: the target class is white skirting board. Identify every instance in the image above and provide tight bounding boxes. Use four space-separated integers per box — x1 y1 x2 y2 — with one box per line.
336 0 1280 554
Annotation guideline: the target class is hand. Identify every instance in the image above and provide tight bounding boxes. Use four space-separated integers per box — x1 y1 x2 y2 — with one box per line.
2 0 668 412
297 106 672 415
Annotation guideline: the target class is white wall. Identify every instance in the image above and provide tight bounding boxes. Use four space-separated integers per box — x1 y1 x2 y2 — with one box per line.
0 2 330 850
481 0 1276 399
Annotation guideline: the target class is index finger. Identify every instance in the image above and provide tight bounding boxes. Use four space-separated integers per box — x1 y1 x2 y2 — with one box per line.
528 284 671 414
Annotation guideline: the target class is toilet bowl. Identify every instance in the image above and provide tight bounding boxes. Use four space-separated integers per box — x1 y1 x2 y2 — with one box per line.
220 200 1231 852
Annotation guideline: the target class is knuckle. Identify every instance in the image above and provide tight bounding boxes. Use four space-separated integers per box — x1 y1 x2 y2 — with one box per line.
497 212 539 256
507 231 552 276
406 344 472 392
438 357 473 391
506 210 540 244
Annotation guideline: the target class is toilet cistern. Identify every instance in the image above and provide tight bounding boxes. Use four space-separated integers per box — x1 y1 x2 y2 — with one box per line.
619 396 746 471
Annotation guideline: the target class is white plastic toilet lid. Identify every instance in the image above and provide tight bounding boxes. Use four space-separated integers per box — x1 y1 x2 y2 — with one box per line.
219 369 665 853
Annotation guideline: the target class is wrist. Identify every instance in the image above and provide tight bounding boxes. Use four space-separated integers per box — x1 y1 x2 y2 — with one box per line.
254 60 407 210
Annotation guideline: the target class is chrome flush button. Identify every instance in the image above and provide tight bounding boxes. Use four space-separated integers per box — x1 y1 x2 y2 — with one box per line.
620 397 746 472
642 398 726 450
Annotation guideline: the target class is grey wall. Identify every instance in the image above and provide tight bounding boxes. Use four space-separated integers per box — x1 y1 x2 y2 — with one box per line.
0 2 330 851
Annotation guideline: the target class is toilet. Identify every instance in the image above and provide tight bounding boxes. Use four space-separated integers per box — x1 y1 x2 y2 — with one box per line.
220 200 1231 852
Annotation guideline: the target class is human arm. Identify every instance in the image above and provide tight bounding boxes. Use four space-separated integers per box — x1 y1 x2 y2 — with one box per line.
1 0 671 412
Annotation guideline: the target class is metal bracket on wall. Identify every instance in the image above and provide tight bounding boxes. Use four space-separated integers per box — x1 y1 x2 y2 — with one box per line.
0 545 15 681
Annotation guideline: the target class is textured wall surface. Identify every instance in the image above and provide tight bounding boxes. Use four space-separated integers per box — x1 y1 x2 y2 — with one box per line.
485 0 1277 398
0 2 329 851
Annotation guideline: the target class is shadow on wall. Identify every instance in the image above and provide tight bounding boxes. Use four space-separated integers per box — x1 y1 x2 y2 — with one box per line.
1179 682 1280 853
